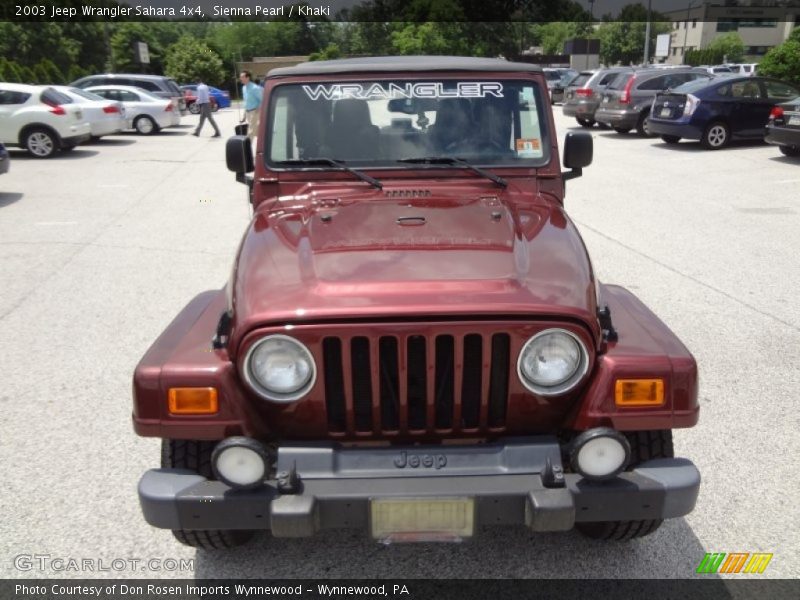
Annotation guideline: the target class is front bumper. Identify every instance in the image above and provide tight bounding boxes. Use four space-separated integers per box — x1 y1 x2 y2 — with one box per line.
139 438 700 537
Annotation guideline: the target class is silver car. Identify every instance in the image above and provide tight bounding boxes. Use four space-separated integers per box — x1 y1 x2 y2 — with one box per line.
562 68 633 127
86 85 181 135
52 86 126 139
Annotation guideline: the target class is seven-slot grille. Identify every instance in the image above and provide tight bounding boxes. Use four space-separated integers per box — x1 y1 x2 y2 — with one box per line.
322 333 511 436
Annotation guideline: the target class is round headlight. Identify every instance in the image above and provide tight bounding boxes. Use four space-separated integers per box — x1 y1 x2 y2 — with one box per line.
569 428 630 481
243 335 316 402
517 329 588 395
212 437 269 489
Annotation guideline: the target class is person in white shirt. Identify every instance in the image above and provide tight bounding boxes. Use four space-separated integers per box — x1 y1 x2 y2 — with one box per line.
192 79 221 138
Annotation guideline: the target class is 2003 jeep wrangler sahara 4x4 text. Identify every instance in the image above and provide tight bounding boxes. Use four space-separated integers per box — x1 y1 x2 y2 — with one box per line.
133 57 700 549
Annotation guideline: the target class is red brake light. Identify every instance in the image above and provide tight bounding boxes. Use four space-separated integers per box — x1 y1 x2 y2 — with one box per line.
620 76 636 104
576 88 592 97
165 103 174 112
102 105 120 114
769 106 784 120
42 99 66 115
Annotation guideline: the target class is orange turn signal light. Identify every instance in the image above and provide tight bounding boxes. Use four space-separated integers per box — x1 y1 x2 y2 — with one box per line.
168 388 218 415
615 379 664 407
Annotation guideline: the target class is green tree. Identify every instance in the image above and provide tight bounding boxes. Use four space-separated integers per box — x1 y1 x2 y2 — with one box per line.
164 36 226 86
596 20 670 65
110 23 163 73
707 32 745 63
308 43 342 62
758 38 800 87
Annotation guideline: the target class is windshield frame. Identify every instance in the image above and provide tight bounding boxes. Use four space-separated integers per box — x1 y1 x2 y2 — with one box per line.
263 74 552 173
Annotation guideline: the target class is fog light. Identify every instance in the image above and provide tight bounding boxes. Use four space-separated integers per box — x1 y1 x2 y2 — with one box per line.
569 428 630 481
211 437 269 489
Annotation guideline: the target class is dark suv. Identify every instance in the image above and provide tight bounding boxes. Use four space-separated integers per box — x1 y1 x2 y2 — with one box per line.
562 67 633 127
595 68 712 137
71 73 186 113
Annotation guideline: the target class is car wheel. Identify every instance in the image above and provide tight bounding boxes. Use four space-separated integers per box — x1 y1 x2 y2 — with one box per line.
134 115 158 135
661 135 681 144
779 145 800 157
575 430 673 541
613 127 631 134
23 128 58 158
701 121 729 150
576 117 595 128
188 103 200 115
636 111 654 137
161 439 256 549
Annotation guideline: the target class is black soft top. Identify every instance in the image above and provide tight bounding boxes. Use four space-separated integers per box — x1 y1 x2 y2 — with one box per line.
268 56 543 78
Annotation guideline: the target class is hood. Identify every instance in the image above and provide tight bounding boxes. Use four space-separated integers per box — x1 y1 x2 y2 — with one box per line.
231 184 598 346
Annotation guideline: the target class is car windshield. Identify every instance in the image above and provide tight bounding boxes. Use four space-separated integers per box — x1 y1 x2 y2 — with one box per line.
267 78 550 168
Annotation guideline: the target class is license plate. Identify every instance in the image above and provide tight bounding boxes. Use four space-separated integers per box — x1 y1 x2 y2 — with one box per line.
788 115 800 126
660 108 671 118
370 497 474 542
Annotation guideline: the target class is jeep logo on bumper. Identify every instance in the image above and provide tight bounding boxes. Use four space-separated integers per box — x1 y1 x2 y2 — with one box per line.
394 451 447 469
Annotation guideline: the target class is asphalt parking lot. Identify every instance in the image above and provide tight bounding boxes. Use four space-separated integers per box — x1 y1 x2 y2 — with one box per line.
1 106 798 580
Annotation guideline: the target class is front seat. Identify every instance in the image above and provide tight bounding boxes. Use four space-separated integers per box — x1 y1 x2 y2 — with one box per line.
326 99 380 160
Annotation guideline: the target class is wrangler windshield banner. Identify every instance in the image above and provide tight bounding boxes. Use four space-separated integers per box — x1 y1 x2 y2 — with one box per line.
302 82 505 101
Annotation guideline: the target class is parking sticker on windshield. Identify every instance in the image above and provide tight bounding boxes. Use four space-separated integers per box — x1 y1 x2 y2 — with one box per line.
302 82 504 101
516 138 542 158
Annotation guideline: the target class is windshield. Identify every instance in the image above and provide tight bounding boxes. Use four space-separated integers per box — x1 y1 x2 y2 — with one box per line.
266 78 550 168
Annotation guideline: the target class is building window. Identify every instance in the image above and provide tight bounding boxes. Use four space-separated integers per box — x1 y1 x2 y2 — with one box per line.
717 19 778 32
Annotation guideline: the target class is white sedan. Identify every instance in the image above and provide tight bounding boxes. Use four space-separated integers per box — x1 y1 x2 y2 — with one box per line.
52 86 126 139
86 85 181 134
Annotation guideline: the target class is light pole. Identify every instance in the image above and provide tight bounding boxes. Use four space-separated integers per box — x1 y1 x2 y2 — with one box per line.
683 1 700 64
643 0 652 65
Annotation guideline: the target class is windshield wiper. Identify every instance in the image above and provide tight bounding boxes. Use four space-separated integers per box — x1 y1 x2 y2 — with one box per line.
275 158 382 189
397 156 507 188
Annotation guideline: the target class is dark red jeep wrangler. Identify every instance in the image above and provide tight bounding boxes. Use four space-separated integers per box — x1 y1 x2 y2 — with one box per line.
134 57 700 549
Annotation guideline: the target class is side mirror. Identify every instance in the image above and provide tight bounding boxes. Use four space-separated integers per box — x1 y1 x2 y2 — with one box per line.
562 131 593 181
226 135 253 185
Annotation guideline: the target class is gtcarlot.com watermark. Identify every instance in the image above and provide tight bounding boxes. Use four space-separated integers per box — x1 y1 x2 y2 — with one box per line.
14 554 194 573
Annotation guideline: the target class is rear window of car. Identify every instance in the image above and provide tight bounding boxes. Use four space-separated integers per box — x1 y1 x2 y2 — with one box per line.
41 89 73 105
166 79 182 95
672 78 714 94
544 71 562 81
69 88 105 102
597 71 623 87
607 73 635 90
132 80 160 92
0 90 31 105
569 73 592 88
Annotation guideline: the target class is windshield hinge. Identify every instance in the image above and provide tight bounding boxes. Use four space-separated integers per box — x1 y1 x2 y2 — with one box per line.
598 304 618 343
211 310 233 349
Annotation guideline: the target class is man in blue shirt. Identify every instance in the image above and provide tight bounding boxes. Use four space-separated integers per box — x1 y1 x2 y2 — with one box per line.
239 70 263 141
192 79 221 138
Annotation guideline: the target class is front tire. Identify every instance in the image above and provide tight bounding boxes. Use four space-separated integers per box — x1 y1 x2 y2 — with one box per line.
134 115 158 135
161 439 255 549
23 127 58 158
576 117 595 128
576 430 674 541
701 121 729 150
188 102 200 115
779 145 800 157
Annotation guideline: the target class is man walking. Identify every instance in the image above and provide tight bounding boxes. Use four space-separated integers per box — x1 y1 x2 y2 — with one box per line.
239 70 263 141
192 79 220 138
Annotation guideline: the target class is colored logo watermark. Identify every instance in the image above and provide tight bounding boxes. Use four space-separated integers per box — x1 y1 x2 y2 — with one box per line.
696 552 773 574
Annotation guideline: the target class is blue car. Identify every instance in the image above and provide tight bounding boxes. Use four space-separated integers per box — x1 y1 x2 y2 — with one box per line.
180 85 232 111
649 76 800 149
0 142 9 176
